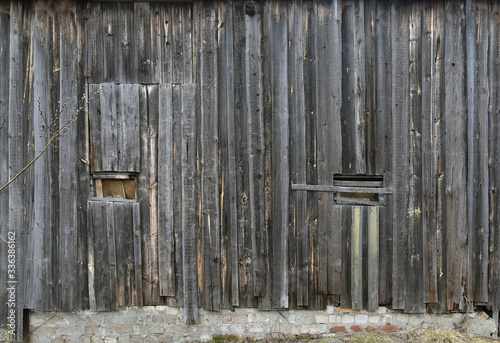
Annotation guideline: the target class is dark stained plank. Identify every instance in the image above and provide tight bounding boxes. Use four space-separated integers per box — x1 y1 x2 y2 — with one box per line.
390 0 409 310
150 2 162 83
270 0 289 310
0 1 9 328
316 0 342 296
351 206 363 310
294 0 308 307
58 0 85 312
160 3 173 83
118 3 136 83
138 85 161 305
421 0 437 305
114 201 134 307
242 1 266 300
367 206 379 311
182 4 193 83
200 0 221 311
259 0 273 311
181 84 198 323
374 0 392 305
444 0 468 311
158 84 175 297
117 84 140 172
429 0 447 314
406 1 425 314
364 0 376 175
132 202 144 306
171 3 184 83
135 2 152 84
216 0 238 308
303 0 320 309
471 0 489 304
232 0 253 308
465 0 478 305
488 0 500 312
106 202 118 310
102 2 118 82
87 2 103 83
340 206 352 308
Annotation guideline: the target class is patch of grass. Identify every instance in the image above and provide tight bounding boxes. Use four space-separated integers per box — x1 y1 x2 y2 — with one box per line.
210 334 241 343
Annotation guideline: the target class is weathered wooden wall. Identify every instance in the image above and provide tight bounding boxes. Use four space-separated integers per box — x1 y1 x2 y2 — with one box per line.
1 0 500 336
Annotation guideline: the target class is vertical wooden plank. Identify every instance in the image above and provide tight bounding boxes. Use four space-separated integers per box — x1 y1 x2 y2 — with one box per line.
150 2 162 83
102 3 118 82
303 0 320 309
27 1 55 311
118 3 136 83
113 202 134 307
98 83 118 172
139 85 161 305
106 202 118 310
340 206 352 308
132 202 143 306
135 2 152 84
58 0 85 312
295 0 309 307
472 0 489 304
216 0 237 308
117 84 140 172
270 0 289 310
0 1 10 329
158 84 175 297
364 0 376 175
488 0 500 312
431 0 447 314
160 3 173 84
351 206 363 310
421 0 438 305
232 0 253 308
444 0 467 311
170 84 184 306
391 0 409 310
90 201 111 311
259 0 273 310
87 202 96 311
181 84 198 323
245 1 266 300
182 4 193 83
367 206 379 311
406 1 425 314
374 0 392 305
171 4 184 83
317 0 342 296
87 3 103 84
465 0 478 306
341 0 366 175
200 1 221 311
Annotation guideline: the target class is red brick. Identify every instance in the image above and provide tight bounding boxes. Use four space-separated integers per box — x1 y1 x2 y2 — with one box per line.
365 326 374 332
241 335 255 341
285 335 296 339
350 325 363 332
330 326 347 333
380 325 398 332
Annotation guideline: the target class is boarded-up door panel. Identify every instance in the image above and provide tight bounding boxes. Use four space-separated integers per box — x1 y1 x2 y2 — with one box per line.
89 83 141 173
88 199 143 311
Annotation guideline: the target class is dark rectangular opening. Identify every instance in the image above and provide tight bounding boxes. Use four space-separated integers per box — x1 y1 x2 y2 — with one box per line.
333 174 385 206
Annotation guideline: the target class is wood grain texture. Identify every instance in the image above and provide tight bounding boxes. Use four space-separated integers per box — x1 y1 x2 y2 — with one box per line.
181 84 198 323
158 84 175 297
390 0 409 310
270 0 289 310
444 0 468 311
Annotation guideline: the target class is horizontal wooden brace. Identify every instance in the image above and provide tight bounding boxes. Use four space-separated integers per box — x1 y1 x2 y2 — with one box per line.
291 184 392 194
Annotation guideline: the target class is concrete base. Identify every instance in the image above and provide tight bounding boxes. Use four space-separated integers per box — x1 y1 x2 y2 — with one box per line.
24 306 497 342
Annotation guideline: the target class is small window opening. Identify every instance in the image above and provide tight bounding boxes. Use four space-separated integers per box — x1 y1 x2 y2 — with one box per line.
93 173 137 200
333 175 385 206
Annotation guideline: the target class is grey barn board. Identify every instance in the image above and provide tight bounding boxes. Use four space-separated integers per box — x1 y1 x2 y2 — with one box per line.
3 0 500 337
